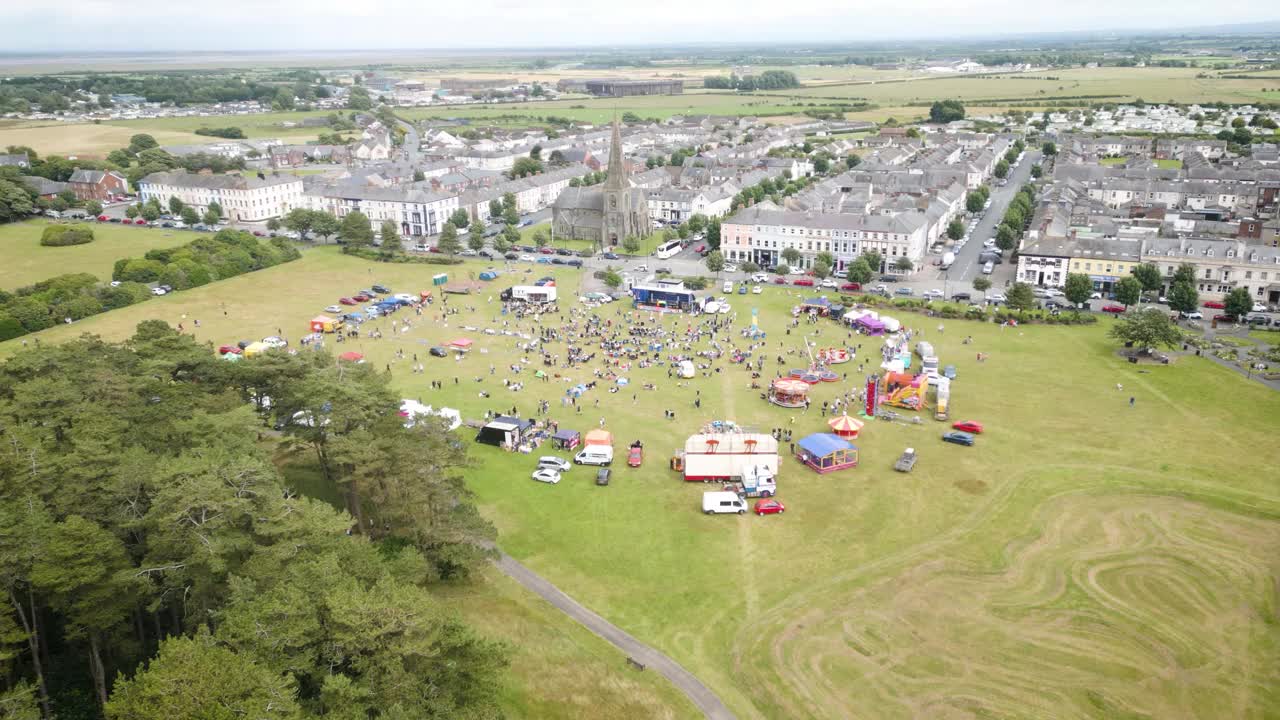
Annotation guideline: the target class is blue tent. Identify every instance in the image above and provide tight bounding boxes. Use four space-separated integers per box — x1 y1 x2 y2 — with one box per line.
795 433 858 474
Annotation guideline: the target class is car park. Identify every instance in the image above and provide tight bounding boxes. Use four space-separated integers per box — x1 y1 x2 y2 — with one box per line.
942 431 975 446
531 468 561 484
952 420 984 434
754 498 785 516
537 456 571 472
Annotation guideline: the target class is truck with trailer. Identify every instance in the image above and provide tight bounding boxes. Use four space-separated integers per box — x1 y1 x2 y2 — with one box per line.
722 465 777 498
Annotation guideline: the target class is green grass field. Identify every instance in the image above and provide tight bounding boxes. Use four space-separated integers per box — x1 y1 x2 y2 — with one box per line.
2 245 1277 719
0 219 205 289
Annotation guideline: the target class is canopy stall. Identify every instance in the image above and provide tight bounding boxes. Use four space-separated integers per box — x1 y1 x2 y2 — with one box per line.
856 316 886 336
827 414 864 439
552 429 580 451
799 297 833 316
584 429 614 447
449 338 474 352
795 433 859 474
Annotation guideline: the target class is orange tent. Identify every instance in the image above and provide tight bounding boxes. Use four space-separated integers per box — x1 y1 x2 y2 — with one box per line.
584 429 614 447
827 414 864 438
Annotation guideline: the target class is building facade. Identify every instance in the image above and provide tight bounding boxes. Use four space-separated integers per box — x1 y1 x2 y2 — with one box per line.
138 171 303 222
551 120 651 246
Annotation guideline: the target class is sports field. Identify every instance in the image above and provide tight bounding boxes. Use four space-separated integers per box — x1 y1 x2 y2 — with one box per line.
0 219 204 289
3 241 1277 719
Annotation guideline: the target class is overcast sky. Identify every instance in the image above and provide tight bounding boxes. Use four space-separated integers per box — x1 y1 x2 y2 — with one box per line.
1 0 1275 53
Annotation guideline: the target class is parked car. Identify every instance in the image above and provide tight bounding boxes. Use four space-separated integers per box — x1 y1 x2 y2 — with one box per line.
96 215 109 222
950 292 971 302
751 272 769 283
537 456 571 472
531 468 561 484
602 252 619 260
923 289 944 299
504 252 519 260
217 345 241 355
261 336 288 349
738 285 747 295
519 254 536 262
941 431 975 446
339 297 357 306
754 498 786 516
352 293 370 302
987 293 1006 304
150 287 167 296
840 282 862 292
895 287 913 296
1247 315 1271 325
1212 313 1235 322
595 468 611 486
1203 300 1226 309
1101 304 1126 313
1179 311 1203 320
752 285 763 294
324 305 342 313
429 346 448 357
1253 303 1269 313
793 278 814 287
539 247 555 254
820 278 838 288
773 277 787 285
627 445 643 467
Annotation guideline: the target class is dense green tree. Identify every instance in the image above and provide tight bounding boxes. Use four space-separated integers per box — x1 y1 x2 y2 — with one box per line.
347 86 372 110
338 211 374 247
1173 263 1197 287
1063 273 1094 311
448 208 470 230
531 227 549 248
1132 263 1164 293
781 247 800 267
995 225 1017 252
602 267 622 289
125 204 139 220
946 219 965 241
705 250 726 275
282 208 319 241
893 256 913 273
972 276 992 301
311 212 340 243
467 222 486 252
861 251 883 274
1108 308 1184 349
167 196 184 216
509 157 543 178
1041 141 1057 156
812 260 831 279
1167 281 1198 314
1005 282 1036 311
180 207 199 226
1224 287 1252 319
128 134 158 154
847 257 873 285
1115 276 1142 308
928 100 965 123
380 221 401 254
993 159 1009 180
436 222 461 256
84 200 103 216
621 236 640 254
501 224 520 249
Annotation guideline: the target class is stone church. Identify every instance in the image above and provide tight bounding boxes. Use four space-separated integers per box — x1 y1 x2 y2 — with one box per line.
551 119 651 246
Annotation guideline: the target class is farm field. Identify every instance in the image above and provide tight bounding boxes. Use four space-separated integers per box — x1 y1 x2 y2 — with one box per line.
3 244 1277 719
0 219 203 289
783 66 1278 107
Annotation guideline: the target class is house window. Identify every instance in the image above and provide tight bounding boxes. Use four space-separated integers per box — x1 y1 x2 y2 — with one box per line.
1204 269 1212 279
1245 271 1252 280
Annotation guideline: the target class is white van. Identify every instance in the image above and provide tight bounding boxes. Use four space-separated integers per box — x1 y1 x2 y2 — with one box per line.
982 261 995 275
574 446 614 466
702 491 746 515
722 280 734 293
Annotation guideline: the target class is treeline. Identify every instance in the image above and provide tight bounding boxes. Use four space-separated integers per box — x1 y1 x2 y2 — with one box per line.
193 126 246 139
817 56 901 67
0 73 333 113
0 324 504 718
703 71 800 92
0 229 298 341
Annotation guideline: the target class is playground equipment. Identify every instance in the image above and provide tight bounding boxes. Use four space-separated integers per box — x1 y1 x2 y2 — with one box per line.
818 347 851 364
883 372 927 411
768 378 809 408
795 433 859 474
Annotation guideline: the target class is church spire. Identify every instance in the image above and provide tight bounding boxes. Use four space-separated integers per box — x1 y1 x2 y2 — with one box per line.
604 113 626 190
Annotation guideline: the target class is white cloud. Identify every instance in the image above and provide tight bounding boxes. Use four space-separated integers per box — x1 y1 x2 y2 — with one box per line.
0 0 1275 52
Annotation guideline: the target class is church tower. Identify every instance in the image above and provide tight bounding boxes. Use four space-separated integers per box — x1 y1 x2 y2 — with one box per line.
601 116 630 246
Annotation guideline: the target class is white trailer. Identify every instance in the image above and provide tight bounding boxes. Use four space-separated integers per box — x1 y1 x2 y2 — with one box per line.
509 285 557 303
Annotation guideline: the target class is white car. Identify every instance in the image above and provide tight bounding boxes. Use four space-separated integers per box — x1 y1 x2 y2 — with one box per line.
150 287 167 296
324 305 342 313
987 293 1007 303
537 456 571 472
983 239 997 248
752 285 763 294
531 468 562 484
460 249 478 256
261 336 288 349
923 289 944 299
723 281 734 293
519 254 536 262
1045 289 1064 298
751 272 769 283
1089 292 1102 300
724 263 738 273
1180 311 1203 320
110 280 122 287
820 278 838 288
1253 303 1269 313
393 293 416 303
635 264 648 273
788 267 805 275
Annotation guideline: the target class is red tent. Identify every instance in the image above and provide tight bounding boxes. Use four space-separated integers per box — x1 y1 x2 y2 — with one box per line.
449 338 473 351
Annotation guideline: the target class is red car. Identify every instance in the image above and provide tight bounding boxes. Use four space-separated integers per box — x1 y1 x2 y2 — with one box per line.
97 215 109 221
427 246 441 253
1203 300 1225 309
840 282 862 292
627 446 643 467
539 247 555 254
755 498 785 516
773 277 787 285
339 297 358 306
952 420 984 434
1101 304 1126 313
252 230 265 237
217 345 242 355
1213 313 1234 322
793 278 814 287
352 293 371 302
694 244 706 254
134 218 147 225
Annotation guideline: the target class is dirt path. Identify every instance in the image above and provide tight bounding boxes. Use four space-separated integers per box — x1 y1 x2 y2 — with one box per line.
493 553 738 720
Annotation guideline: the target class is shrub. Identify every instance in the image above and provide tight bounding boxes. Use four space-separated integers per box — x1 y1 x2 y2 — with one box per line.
40 224 95 246
340 246 462 265
681 276 709 290
0 313 24 341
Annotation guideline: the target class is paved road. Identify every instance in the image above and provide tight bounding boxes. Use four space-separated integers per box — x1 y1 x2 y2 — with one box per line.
493 553 737 720
947 150 1041 283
